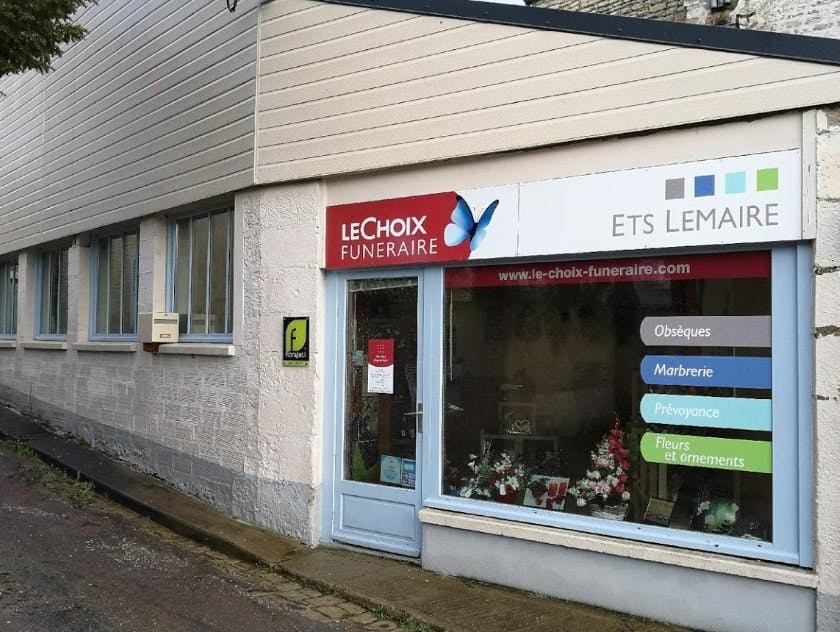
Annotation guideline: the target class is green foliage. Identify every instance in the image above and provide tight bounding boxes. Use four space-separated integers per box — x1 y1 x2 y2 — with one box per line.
4 439 36 458
0 0 92 77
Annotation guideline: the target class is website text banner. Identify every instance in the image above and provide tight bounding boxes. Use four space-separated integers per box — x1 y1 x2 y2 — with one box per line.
444 252 769 288
518 149 801 256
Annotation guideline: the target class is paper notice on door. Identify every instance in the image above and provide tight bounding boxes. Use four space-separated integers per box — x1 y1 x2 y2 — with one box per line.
367 339 395 394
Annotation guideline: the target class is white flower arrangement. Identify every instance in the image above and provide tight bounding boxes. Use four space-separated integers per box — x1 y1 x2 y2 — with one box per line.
568 416 631 507
460 448 527 501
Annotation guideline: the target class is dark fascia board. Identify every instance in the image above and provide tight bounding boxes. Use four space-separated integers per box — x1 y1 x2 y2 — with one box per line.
312 0 840 66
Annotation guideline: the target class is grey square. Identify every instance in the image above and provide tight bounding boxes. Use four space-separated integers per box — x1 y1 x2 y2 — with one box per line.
665 178 685 200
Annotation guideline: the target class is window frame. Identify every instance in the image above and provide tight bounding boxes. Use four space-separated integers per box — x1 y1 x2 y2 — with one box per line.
167 206 234 343
423 244 813 567
0 256 18 339
35 245 70 340
89 228 140 341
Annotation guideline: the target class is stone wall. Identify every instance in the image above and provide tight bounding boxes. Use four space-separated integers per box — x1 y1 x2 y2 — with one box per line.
0 182 326 546
531 0 840 35
815 104 840 632
731 0 840 37
530 0 688 21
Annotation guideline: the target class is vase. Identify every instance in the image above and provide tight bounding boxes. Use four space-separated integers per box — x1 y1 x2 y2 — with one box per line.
590 503 628 521
494 492 519 505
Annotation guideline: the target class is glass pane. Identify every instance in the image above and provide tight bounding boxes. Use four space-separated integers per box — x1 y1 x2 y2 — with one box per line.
9 263 17 335
96 238 110 335
174 218 191 333
190 215 209 335
57 248 68 334
344 277 418 489
39 252 52 334
108 235 123 334
443 252 773 542
208 210 230 334
123 232 138 334
0 261 12 335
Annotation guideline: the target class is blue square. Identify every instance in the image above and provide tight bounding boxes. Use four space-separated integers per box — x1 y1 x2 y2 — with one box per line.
725 172 746 194
694 175 715 197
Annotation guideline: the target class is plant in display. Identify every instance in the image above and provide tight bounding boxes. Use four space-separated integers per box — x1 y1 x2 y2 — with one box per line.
568 415 632 511
460 444 527 502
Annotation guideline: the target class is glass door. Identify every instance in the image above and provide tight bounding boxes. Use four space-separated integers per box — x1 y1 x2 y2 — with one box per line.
332 274 423 556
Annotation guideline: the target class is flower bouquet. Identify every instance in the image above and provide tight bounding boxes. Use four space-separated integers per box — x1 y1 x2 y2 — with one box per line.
460 444 527 503
568 415 631 518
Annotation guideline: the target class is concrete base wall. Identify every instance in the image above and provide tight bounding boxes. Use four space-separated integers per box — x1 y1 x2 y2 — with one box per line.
422 523 816 632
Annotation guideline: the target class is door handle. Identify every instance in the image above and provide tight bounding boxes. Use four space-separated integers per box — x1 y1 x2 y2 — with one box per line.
415 402 423 434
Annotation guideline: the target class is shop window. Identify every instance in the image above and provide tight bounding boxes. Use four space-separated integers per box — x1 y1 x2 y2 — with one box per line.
92 230 139 338
0 258 18 337
443 251 784 550
37 246 69 338
171 208 233 339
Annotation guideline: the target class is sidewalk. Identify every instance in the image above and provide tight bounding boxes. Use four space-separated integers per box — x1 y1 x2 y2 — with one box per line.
0 406 686 632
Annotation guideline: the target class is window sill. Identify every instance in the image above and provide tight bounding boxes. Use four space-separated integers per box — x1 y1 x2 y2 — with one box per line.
155 342 235 357
419 508 817 589
0 340 16 349
74 342 138 353
21 340 68 351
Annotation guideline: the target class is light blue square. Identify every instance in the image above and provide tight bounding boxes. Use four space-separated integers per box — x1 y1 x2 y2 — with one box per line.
725 171 746 194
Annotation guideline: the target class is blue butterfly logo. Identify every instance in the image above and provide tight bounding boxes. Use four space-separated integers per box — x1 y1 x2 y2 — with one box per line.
443 195 499 252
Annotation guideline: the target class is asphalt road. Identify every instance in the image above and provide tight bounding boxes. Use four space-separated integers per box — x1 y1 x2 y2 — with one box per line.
0 443 362 632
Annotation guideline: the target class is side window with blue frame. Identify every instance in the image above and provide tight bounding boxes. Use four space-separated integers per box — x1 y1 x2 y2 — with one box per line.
37 246 69 338
92 229 139 339
0 257 18 338
171 207 233 340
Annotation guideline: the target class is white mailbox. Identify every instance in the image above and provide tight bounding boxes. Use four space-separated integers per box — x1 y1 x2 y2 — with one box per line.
138 312 180 343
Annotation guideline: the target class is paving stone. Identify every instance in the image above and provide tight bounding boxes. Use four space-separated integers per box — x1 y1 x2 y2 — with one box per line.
338 601 368 616
304 610 335 624
283 590 314 603
350 611 380 625
307 594 345 607
315 605 349 619
364 620 400 631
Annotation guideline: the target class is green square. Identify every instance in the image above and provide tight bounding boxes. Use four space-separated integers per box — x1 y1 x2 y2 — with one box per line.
756 168 779 191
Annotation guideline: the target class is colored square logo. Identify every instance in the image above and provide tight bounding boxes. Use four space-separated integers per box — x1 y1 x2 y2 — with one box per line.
665 178 684 200
694 175 715 197
756 168 779 191
725 171 746 194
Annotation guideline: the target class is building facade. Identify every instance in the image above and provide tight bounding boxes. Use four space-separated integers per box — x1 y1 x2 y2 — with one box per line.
2 1 840 630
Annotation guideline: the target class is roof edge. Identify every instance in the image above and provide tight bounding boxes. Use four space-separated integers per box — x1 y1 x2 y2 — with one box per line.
310 0 840 66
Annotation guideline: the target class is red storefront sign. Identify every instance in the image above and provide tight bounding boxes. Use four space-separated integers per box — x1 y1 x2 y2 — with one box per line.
326 192 489 269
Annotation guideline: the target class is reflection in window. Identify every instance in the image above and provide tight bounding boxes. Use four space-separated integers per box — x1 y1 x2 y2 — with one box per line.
172 208 233 337
94 231 139 337
443 252 772 542
38 246 69 337
0 258 18 337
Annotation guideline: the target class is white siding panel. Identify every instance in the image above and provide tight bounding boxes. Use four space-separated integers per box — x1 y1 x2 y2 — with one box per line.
260 55 832 163
0 0 259 256
260 45 742 142
259 72 840 183
259 30 605 124
256 0 840 183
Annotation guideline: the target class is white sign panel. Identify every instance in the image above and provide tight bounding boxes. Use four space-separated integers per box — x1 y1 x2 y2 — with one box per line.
518 150 801 255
